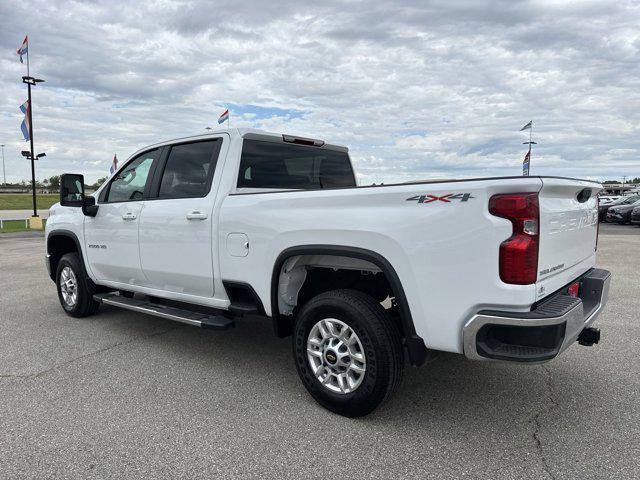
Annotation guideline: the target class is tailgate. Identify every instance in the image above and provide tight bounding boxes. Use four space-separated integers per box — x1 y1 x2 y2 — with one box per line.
536 178 601 300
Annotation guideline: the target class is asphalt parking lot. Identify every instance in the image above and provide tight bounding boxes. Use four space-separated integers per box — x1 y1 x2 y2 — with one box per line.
1 224 638 479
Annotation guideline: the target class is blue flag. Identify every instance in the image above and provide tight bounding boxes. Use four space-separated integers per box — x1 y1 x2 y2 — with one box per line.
20 100 30 141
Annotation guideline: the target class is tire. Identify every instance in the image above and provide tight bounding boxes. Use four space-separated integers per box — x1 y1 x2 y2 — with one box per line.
56 252 100 318
293 289 404 417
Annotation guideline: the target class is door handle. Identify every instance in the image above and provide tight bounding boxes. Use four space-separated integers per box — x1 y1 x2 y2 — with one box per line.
186 211 208 220
122 212 137 221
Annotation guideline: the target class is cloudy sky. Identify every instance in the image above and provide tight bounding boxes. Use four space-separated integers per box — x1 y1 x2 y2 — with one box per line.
1 0 639 185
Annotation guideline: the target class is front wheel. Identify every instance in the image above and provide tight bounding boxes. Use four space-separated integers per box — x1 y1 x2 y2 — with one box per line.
293 289 404 417
56 253 100 318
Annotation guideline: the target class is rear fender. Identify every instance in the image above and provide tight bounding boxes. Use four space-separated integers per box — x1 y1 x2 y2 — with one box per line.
270 245 430 366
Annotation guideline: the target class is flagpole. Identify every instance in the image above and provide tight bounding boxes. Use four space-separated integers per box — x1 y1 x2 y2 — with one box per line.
26 35 30 78
529 121 533 169
20 35 44 218
520 120 535 177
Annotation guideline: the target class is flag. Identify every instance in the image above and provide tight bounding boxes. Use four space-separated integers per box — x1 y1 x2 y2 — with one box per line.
522 147 531 177
218 108 229 124
16 36 28 64
19 100 30 141
109 154 118 175
520 120 532 131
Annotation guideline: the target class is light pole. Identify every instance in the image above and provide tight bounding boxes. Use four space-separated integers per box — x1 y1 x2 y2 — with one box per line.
22 75 44 217
21 151 46 197
1 144 5 186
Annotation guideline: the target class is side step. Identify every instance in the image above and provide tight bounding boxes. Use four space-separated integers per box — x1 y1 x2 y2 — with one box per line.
227 302 259 315
93 293 234 330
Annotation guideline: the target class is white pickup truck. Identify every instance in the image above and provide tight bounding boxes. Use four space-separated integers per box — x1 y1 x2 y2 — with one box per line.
45 128 611 417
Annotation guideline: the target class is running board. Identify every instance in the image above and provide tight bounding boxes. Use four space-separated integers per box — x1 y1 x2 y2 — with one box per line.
93 293 235 330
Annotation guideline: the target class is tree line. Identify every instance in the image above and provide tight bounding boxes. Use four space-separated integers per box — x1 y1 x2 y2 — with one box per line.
1 175 108 191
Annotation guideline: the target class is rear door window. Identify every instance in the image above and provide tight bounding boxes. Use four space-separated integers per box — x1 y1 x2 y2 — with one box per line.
237 139 356 190
157 139 221 199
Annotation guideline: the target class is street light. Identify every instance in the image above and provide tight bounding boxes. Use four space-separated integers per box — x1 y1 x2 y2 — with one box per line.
21 151 46 160
22 77 45 84
21 75 45 217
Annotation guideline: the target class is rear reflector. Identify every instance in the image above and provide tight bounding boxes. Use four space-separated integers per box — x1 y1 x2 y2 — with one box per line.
567 281 580 298
489 193 540 285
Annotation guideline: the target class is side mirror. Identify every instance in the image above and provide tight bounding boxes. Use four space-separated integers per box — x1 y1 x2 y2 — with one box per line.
82 196 99 217
60 173 99 217
60 173 85 207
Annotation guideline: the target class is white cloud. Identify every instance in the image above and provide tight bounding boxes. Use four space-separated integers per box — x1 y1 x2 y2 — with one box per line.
0 0 638 184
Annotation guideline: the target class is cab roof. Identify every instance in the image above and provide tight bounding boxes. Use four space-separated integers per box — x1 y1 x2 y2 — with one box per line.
138 128 348 155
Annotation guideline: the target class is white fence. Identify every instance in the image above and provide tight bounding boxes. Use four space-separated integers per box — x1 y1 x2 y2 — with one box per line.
0 218 31 229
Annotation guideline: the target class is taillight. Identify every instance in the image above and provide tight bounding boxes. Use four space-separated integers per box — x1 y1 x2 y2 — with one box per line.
489 193 540 285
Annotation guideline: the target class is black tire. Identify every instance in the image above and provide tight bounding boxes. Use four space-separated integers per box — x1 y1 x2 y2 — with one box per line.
56 252 100 318
293 289 404 417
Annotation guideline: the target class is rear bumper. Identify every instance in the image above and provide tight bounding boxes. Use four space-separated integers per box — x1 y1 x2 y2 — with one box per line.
463 268 611 362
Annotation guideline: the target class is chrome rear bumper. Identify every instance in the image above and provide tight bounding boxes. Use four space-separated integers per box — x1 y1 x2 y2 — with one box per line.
463 268 611 362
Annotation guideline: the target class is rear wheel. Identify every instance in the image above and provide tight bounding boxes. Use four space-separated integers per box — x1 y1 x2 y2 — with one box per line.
293 289 403 417
56 253 100 318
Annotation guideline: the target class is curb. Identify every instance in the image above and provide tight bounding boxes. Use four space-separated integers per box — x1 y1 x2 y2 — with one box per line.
0 231 45 239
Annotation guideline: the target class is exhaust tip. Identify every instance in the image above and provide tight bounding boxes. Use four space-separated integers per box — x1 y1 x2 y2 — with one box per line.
578 327 600 346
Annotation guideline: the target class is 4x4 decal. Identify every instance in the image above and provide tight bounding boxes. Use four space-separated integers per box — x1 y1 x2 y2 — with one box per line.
406 193 474 204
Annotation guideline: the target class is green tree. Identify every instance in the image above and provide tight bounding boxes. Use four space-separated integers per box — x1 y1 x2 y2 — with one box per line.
48 175 60 191
92 176 108 188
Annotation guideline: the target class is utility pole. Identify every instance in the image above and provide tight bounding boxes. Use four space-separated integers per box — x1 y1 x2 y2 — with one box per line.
622 176 627 195
1 144 5 186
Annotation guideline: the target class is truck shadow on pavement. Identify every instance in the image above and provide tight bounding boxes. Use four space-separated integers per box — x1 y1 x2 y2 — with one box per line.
95 304 607 431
